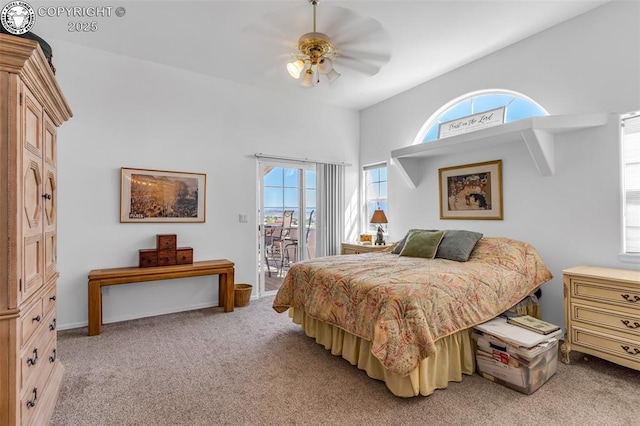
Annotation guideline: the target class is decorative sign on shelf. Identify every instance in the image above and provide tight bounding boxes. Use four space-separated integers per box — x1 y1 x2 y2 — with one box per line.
438 107 505 139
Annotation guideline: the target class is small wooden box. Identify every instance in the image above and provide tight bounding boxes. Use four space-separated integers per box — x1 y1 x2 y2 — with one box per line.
139 249 158 268
157 249 177 266
156 234 177 250
176 247 193 264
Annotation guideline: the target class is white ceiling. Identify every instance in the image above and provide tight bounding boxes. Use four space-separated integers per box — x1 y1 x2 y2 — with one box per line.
30 0 609 110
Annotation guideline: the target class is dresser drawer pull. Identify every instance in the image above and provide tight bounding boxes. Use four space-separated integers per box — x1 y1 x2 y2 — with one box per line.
49 318 57 331
32 315 41 322
49 295 56 301
621 320 640 329
49 348 57 363
26 348 38 366
621 345 640 355
26 387 38 408
621 294 640 303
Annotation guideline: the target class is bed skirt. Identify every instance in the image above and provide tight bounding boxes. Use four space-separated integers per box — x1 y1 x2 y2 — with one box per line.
289 308 473 397
288 299 540 398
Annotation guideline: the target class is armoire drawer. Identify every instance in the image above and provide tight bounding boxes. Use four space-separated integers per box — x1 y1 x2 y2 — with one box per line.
20 299 44 347
20 309 57 389
20 364 56 426
42 284 57 316
20 328 56 389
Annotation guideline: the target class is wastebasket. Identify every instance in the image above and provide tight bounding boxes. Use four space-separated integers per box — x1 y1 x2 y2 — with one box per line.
234 284 253 307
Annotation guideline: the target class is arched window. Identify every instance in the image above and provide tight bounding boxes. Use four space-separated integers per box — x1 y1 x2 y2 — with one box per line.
414 90 548 144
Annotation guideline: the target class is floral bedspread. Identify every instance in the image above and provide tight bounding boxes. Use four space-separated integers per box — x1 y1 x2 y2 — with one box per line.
272 237 552 376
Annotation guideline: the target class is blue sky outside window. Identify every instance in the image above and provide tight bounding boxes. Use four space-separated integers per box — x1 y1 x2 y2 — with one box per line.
421 91 548 143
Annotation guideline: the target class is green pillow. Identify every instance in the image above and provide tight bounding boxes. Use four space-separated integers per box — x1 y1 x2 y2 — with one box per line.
392 229 438 254
399 230 445 259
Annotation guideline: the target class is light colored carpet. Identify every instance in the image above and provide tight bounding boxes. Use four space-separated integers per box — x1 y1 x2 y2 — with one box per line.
51 296 640 425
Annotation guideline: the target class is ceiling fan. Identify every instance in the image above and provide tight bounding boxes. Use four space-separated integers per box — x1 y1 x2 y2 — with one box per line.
287 0 341 87
249 0 392 89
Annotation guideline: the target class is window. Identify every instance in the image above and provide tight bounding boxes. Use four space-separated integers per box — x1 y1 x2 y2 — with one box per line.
263 166 316 228
622 112 640 257
364 163 387 233
415 90 548 144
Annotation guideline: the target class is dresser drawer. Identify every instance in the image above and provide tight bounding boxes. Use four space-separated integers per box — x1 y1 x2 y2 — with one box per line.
157 249 177 266
176 247 193 264
21 299 44 347
572 279 640 307
571 325 640 366
572 302 640 338
156 234 177 250
139 249 158 268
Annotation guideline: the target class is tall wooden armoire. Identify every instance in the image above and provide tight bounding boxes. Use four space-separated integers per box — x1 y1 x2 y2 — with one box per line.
0 33 72 425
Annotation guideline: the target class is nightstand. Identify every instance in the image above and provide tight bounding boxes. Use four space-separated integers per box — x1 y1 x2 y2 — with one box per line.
561 266 640 371
341 242 392 255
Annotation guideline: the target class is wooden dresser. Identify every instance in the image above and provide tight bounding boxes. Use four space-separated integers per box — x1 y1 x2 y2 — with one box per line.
0 34 72 425
561 266 640 371
341 242 391 255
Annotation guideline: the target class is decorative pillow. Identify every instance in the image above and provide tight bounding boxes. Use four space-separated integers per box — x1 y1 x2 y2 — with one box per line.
436 230 484 262
399 230 445 259
391 229 438 254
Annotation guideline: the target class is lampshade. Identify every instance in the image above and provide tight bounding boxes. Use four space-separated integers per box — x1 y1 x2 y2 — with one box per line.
300 69 315 88
370 209 388 224
325 68 341 84
317 57 333 74
287 59 305 79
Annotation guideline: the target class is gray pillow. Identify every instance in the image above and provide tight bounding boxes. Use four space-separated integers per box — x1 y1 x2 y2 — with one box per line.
435 230 483 262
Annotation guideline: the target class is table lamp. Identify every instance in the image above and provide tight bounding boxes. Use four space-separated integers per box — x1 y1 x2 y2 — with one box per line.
370 209 388 246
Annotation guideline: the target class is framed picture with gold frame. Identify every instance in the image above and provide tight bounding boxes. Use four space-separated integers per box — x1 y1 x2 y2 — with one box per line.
120 167 206 223
438 160 503 220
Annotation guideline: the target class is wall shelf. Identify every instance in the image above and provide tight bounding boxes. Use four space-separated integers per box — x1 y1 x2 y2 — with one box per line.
391 112 609 188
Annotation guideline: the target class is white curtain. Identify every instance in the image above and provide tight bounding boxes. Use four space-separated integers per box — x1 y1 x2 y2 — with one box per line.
623 113 640 253
316 163 345 257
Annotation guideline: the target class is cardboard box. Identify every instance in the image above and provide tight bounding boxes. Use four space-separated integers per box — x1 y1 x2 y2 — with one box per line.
475 337 558 394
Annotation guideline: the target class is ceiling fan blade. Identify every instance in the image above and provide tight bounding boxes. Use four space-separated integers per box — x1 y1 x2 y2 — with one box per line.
335 54 385 76
317 6 360 37
243 3 393 79
339 48 391 65
330 17 389 48
241 19 296 52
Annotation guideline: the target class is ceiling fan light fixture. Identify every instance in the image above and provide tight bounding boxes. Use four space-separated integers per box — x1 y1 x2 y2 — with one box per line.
287 59 305 79
325 68 341 84
317 57 333 74
287 0 339 88
300 68 315 88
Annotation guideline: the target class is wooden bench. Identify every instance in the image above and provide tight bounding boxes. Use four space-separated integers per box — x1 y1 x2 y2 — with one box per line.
87 259 235 336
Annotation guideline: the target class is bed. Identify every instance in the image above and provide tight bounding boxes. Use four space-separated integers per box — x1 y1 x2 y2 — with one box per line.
272 232 552 397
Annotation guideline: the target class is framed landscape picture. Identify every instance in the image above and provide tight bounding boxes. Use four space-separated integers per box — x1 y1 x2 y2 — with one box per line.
120 167 206 223
439 160 503 220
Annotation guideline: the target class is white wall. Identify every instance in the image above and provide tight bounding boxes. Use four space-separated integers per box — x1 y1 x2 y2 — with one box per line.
54 41 359 329
359 1 640 328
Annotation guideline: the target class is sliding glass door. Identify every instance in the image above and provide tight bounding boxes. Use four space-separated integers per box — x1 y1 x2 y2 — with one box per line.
258 161 316 295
